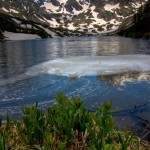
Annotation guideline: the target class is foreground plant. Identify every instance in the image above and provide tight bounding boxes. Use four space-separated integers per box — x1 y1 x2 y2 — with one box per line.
0 94 149 150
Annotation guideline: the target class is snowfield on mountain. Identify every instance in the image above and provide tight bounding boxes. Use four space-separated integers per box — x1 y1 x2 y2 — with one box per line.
0 0 149 39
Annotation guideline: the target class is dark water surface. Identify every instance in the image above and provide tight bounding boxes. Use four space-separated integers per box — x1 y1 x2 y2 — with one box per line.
0 36 150 134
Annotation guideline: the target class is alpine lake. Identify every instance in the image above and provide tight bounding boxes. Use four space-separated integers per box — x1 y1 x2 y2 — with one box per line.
0 36 150 138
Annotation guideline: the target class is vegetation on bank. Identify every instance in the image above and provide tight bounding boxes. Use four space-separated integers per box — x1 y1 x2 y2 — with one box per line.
0 94 149 150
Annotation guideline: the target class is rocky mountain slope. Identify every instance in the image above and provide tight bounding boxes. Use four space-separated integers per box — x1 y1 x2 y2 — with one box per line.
0 0 149 39
31 0 148 33
0 12 85 40
118 0 150 37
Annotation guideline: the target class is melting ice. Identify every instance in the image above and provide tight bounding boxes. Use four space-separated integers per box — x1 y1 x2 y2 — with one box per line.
1 55 150 86
26 55 150 77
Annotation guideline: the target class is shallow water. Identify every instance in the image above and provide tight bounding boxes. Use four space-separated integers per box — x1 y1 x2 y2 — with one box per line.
0 36 150 132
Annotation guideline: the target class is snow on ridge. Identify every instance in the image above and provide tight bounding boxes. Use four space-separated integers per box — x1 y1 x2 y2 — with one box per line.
44 18 60 27
42 2 59 12
104 3 120 13
10 9 19 13
60 0 68 4
12 18 22 24
2 7 9 12
39 0 126 32
72 3 90 15
1 0 148 35
91 6 107 25
42 0 90 14
37 25 58 37
4 32 41 41
132 2 144 9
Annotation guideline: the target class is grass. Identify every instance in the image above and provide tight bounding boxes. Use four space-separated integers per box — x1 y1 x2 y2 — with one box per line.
0 94 149 150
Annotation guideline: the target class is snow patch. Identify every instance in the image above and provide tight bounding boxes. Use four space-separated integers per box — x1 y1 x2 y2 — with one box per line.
4 32 41 41
12 18 22 24
2 7 9 12
104 3 120 13
37 25 58 37
10 9 19 13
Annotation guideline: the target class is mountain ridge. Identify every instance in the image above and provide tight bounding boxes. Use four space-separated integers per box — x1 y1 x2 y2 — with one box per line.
0 0 149 40
118 0 150 37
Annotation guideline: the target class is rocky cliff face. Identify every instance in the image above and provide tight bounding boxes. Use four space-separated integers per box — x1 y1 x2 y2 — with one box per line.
0 0 149 39
0 11 86 40
0 30 4 40
118 0 150 37
31 0 148 33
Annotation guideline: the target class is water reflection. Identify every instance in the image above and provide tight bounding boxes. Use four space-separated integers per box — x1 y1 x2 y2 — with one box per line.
0 36 150 78
97 72 150 85
0 36 150 125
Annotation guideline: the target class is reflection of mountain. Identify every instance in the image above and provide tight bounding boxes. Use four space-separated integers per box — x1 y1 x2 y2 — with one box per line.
97 72 150 85
0 41 48 78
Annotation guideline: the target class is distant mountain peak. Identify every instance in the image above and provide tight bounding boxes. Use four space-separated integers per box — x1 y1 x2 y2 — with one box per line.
0 0 148 38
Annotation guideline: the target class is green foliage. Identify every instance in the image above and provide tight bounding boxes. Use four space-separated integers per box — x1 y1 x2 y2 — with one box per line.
48 94 89 134
0 116 6 150
0 94 148 149
86 100 116 149
117 131 134 150
0 115 11 150
18 102 46 147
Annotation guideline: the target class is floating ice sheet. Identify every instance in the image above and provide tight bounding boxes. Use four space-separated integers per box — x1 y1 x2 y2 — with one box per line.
26 55 150 77
1 55 150 86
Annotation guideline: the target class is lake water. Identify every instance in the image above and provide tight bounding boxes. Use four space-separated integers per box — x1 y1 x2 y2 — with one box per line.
0 36 150 135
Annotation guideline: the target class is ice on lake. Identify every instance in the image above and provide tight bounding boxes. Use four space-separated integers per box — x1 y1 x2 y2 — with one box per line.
26 55 150 78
